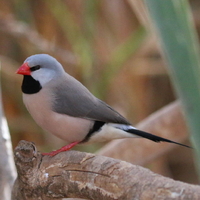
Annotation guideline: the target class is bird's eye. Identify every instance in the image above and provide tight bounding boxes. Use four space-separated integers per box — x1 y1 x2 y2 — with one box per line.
30 65 41 72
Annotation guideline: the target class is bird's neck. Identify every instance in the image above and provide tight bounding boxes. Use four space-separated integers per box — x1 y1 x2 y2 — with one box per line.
22 75 42 94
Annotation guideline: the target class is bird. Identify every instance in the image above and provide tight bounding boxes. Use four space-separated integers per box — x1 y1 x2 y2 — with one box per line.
16 54 190 156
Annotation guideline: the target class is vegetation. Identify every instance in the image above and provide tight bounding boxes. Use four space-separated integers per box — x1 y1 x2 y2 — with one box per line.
0 0 199 185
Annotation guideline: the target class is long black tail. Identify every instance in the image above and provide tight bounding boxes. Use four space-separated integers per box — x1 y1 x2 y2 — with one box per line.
127 128 191 148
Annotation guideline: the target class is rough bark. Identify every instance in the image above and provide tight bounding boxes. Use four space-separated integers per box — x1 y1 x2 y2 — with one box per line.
98 101 190 165
12 140 199 200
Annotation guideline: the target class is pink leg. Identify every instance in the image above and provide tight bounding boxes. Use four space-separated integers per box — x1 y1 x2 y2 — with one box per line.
42 141 79 156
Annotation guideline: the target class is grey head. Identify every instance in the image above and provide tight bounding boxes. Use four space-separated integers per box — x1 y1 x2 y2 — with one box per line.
25 54 65 87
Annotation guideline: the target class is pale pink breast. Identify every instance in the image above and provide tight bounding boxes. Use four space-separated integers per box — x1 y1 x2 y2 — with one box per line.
22 89 92 143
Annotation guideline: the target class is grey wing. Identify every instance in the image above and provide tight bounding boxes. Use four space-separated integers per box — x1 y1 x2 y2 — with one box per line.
52 74 131 125
85 99 131 125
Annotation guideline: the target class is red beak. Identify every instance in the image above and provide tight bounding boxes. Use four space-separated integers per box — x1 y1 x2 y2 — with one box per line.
16 62 31 75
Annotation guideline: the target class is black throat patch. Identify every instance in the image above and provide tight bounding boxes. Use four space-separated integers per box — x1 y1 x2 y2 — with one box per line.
21 75 42 94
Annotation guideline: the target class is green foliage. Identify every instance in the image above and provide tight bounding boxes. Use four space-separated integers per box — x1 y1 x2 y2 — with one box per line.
145 0 200 176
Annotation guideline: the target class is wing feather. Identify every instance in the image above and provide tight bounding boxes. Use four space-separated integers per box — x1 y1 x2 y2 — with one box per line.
51 74 130 125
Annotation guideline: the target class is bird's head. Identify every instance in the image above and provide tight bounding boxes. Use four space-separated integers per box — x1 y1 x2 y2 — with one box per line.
16 54 65 87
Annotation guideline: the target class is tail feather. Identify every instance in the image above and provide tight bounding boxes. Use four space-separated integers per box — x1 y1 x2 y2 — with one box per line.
126 128 191 148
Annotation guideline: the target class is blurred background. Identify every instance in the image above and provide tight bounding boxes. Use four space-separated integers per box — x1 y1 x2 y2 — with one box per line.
0 0 200 185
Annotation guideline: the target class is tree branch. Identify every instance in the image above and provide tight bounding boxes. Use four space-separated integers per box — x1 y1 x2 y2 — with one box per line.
12 140 199 200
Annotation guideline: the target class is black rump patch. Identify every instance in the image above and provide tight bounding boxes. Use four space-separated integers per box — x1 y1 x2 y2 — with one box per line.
81 121 105 143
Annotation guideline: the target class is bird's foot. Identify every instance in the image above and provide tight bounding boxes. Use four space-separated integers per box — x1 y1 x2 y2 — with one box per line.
42 141 79 156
